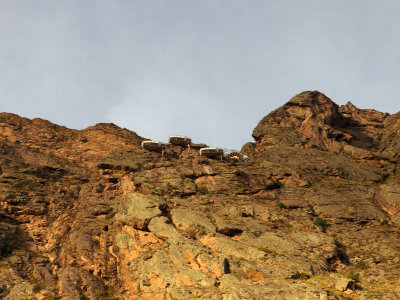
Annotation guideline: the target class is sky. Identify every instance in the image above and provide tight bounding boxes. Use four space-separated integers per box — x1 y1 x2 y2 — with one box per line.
1 1 400 150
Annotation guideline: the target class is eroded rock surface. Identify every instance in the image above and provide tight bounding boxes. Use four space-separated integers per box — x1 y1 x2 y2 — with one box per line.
0 91 400 299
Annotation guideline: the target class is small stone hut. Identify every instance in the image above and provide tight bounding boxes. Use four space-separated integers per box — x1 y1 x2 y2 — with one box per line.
168 135 192 147
141 140 165 152
199 147 224 159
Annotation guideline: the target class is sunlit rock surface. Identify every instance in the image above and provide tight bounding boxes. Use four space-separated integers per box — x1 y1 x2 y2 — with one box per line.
0 91 400 299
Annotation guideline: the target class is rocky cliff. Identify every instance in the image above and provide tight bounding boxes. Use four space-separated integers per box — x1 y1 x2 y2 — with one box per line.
0 91 399 299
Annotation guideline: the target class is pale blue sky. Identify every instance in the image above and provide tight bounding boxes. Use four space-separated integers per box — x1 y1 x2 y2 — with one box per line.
1 1 399 149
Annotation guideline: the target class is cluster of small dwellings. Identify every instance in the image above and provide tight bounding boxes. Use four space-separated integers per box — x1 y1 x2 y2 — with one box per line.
141 135 248 162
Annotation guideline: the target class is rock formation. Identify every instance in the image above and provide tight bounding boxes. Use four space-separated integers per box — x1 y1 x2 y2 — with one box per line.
0 91 399 299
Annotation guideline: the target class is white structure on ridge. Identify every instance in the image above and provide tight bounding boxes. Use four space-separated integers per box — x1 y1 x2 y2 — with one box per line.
199 147 224 159
141 140 165 152
168 135 192 147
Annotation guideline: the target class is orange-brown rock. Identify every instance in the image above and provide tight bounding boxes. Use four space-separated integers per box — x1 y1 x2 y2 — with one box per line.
0 91 400 299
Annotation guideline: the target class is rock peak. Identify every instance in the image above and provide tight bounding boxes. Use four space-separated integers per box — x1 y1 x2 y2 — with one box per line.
252 91 340 148
252 91 399 159
344 101 357 109
287 90 335 107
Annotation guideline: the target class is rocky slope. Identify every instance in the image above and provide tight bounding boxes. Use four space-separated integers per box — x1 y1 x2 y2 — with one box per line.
0 91 399 299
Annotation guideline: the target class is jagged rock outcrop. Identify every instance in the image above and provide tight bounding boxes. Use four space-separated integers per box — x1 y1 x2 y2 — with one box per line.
0 91 399 299
253 91 343 151
252 91 400 161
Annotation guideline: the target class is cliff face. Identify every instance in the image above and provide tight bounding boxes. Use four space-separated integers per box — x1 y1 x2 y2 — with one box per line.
0 91 399 299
